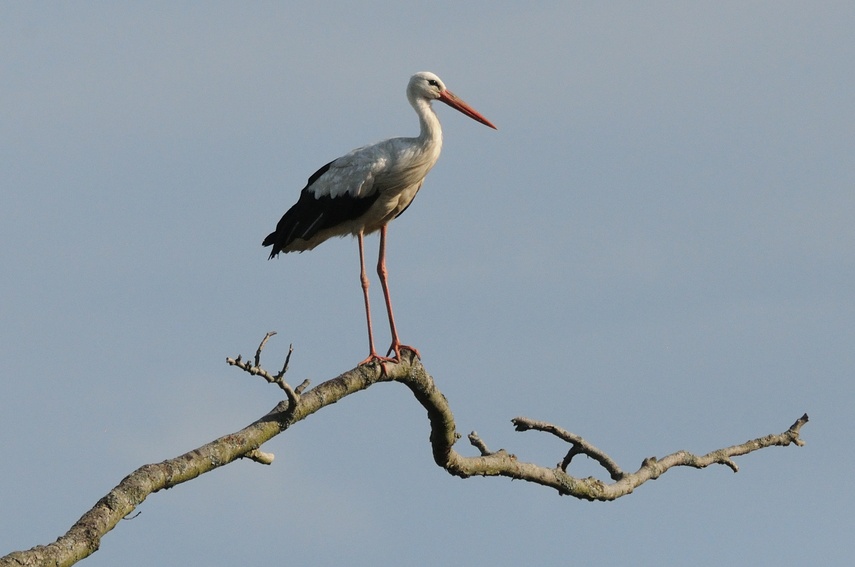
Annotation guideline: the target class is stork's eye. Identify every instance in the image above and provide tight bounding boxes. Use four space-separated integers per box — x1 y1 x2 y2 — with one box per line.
427 79 439 87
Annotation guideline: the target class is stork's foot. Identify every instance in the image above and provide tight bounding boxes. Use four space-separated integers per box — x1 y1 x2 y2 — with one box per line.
386 343 421 361
358 351 397 368
357 344 419 374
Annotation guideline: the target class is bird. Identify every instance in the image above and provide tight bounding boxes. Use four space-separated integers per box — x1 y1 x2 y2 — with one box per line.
263 71 497 366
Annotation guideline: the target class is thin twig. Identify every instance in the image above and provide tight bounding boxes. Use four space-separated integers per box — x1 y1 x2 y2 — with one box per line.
243 448 275 465
255 331 277 367
512 417 625 480
468 431 492 456
227 335 300 408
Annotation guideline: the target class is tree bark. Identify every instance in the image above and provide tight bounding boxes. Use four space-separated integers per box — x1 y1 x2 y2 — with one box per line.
0 340 808 567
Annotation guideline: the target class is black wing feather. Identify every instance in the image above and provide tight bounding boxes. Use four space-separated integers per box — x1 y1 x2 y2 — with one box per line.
262 161 381 258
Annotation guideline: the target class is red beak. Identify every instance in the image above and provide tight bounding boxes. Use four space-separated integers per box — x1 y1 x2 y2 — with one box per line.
437 89 497 130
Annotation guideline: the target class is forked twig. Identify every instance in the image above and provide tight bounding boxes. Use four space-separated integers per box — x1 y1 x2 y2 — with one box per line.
512 417 626 480
227 334 302 409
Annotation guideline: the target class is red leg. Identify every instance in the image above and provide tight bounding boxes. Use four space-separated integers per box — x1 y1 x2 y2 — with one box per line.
377 225 420 361
357 232 394 367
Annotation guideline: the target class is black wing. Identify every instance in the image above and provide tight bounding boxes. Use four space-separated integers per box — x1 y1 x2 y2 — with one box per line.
262 161 381 258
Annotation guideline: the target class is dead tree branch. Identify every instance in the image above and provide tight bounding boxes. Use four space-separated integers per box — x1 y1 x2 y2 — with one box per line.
1 335 808 566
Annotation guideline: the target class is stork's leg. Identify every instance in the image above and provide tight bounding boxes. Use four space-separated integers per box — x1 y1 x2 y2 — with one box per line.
357 232 394 367
377 225 421 361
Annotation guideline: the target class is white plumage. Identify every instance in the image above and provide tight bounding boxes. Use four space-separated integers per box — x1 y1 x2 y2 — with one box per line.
263 71 496 365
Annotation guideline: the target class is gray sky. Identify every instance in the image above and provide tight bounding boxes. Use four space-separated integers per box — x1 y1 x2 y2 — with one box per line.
2 2 852 565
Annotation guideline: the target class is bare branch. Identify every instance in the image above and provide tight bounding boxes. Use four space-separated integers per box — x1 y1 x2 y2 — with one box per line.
468 431 493 456
511 417 626 480
383 355 807 502
1 336 808 567
0 399 290 567
255 331 277 367
295 378 311 394
227 335 299 408
243 448 275 465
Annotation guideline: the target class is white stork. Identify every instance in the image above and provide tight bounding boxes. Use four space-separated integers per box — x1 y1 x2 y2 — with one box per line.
263 71 496 366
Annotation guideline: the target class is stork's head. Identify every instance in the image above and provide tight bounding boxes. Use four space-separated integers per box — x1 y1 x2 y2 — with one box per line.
408 72 497 130
408 71 447 101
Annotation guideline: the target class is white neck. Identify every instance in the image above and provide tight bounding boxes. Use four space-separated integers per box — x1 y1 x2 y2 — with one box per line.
411 96 443 150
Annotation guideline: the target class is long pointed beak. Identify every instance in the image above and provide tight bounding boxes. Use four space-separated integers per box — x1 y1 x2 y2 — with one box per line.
437 89 498 130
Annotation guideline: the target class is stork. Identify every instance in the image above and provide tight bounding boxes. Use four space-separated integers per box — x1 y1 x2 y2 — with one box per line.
263 71 496 366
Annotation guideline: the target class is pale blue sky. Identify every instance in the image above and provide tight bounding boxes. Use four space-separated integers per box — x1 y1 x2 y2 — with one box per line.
2 2 852 565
